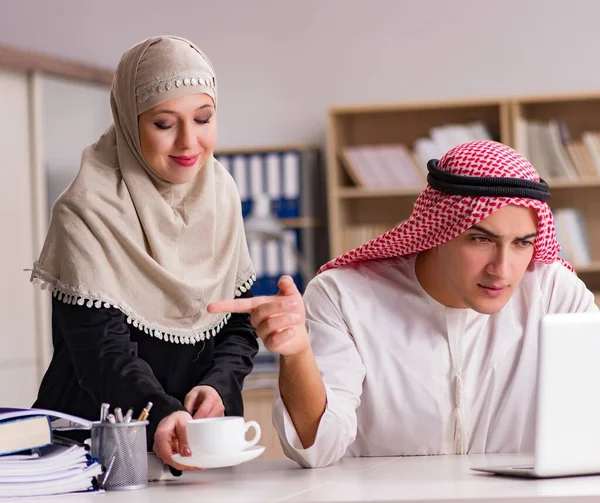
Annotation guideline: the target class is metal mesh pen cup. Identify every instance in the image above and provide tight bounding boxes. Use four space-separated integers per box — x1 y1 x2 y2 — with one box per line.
91 420 149 491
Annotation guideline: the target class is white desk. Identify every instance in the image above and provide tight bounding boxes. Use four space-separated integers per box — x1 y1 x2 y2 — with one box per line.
33 454 600 502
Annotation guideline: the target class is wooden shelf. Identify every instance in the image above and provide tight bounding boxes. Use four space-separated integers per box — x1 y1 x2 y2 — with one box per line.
338 186 424 199
547 177 600 190
242 385 285 460
575 264 600 292
328 96 507 116
336 178 600 199
243 368 278 390
215 144 317 156
574 262 600 274
279 217 322 229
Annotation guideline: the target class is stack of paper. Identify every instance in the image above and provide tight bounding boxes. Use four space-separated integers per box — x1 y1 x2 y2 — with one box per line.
0 444 103 498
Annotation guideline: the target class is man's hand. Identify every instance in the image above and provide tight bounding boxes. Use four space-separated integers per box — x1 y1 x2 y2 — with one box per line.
208 275 310 356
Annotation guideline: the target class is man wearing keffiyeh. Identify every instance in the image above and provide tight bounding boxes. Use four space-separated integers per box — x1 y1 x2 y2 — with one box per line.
209 140 599 468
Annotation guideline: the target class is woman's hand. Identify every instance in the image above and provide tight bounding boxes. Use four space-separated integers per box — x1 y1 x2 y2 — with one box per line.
208 275 310 357
184 385 225 419
153 410 201 470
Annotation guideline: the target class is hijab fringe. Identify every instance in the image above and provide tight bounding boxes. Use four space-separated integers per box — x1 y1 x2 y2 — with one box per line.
30 268 255 345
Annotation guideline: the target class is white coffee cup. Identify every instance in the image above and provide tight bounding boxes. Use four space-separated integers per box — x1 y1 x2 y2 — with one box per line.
186 417 261 456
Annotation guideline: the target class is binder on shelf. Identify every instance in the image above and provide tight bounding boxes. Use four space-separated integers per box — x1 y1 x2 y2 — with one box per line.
265 152 283 218
231 154 252 217
221 150 304 220
264 241 280 295
282 152 301 218
248 239 266 297
249 154 264 204
282 230 303 292
214 146 322 295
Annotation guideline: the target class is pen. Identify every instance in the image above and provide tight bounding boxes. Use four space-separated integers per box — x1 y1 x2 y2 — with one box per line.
114 407 124 423
100 403 110 422
123 408 134 424
106 414 116 424
137 401 153 422
99 454 116 489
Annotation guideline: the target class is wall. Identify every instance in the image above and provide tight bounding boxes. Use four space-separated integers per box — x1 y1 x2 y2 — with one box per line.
41 76 111 209
1 0 600 149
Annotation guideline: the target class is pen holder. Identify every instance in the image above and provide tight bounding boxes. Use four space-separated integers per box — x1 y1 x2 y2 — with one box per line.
91 421 149 491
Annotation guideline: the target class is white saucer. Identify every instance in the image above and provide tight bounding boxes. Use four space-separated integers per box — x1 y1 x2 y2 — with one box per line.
172 446 265 469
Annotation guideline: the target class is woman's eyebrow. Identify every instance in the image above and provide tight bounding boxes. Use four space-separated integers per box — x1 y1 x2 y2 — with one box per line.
151 104 213 115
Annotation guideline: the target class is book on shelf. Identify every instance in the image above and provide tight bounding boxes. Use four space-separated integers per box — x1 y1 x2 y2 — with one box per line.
340 145 425 189
516 118 600 179
339 121 493 189
553 208 593 267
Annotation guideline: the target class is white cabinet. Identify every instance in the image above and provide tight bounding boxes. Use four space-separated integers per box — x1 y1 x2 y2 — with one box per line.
0 69 38 406
0 48 112 407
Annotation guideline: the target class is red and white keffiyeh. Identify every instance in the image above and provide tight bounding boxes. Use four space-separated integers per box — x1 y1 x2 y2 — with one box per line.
319 140 571 274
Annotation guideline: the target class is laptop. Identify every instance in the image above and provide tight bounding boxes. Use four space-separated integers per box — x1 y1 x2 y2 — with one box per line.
471 311 600 478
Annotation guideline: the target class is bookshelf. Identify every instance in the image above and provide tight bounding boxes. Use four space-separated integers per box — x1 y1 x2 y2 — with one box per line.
511 92 600 293
327 98 510 256
326 94 600 298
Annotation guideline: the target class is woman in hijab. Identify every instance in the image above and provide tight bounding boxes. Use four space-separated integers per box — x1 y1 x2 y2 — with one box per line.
30 36 258 470
210 140 599 468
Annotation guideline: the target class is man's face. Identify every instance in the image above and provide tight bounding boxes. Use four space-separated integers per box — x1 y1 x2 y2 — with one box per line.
429 205 539 314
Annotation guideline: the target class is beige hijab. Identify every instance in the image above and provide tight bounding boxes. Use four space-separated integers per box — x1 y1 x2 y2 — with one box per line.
31 36 255 344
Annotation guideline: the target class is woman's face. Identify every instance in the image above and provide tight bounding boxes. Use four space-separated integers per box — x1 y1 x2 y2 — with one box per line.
138 93 217 184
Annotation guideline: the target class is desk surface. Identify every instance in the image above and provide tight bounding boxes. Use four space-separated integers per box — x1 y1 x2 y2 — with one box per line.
33 454 600 502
